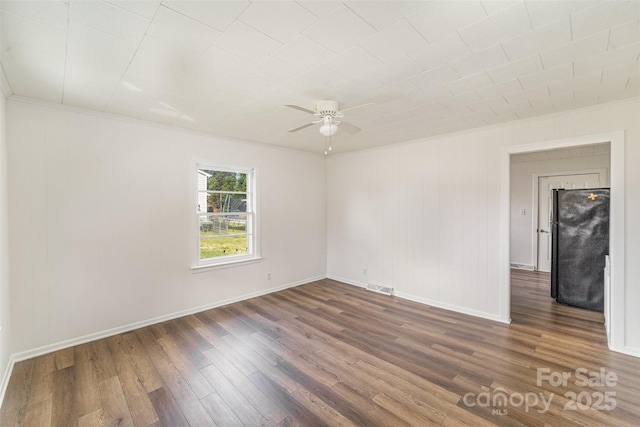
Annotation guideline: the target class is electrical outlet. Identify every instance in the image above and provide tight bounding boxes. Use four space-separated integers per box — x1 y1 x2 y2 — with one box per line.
363 268 367 275
267 272 271 280
520 208 526 215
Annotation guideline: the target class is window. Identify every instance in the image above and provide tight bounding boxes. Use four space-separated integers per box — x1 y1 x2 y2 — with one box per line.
196 165 257 267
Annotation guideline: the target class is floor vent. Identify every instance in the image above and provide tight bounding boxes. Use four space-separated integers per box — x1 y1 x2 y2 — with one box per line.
366 283 393 296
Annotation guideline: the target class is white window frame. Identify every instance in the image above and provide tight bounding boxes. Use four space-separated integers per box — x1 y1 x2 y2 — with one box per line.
192 164 260 271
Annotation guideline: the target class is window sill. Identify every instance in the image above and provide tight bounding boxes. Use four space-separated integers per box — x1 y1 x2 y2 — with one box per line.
191 256 262 273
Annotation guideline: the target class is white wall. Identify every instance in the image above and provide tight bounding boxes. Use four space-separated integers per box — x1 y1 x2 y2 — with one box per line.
0 80 11 397
327 98 639 354
7 98 327 357
4 96 639 363
510 145 610 268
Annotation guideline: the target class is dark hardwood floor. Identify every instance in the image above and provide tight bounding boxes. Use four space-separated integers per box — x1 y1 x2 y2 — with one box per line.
1 270 638 426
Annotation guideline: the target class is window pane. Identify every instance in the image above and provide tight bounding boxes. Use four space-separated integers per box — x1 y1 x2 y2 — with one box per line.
200 235 248 259
216 193 247 213
198 169 248 213
199 170 247 192
200 214 247 235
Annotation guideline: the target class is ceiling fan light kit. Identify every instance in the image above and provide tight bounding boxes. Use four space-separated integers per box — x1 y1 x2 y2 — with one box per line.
319 124 338 137
319 116 338 137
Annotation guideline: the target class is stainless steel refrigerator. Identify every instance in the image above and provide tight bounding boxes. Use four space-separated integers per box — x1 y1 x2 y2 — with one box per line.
550 188 610 312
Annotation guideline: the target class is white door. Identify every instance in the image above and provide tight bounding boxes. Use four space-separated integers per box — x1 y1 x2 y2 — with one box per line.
536 173 602 272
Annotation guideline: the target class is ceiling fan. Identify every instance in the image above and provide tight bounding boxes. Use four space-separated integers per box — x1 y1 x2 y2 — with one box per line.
285 100 374 136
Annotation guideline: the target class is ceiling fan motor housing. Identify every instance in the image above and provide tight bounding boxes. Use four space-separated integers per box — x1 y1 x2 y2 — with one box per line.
316 100 342 118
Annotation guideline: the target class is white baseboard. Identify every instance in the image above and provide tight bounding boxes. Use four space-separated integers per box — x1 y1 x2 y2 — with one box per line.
0 274 325 407
326 274 366 288
608 344 640 358
510 263 535 271
327 274 508 324
0 354 16 410
394 291 509 324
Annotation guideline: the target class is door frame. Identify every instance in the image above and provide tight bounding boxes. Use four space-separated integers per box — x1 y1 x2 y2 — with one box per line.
500 131 627 354
531 168 607 271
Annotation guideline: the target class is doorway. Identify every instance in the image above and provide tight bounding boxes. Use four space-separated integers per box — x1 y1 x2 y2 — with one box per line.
535 171 605 272
500 131 625 354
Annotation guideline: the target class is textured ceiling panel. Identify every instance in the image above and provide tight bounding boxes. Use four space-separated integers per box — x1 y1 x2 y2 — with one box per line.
0 0 638 154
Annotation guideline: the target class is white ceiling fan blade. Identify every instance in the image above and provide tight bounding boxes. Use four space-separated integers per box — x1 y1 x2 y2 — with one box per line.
288 122 316 132
340 102 375 113
339 121 361 134
285 104 316 115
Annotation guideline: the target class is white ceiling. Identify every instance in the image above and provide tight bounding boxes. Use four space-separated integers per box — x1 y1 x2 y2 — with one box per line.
1 0 638 154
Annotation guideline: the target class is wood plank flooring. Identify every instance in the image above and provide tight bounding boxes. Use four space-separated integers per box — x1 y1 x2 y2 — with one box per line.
1 270 639 426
